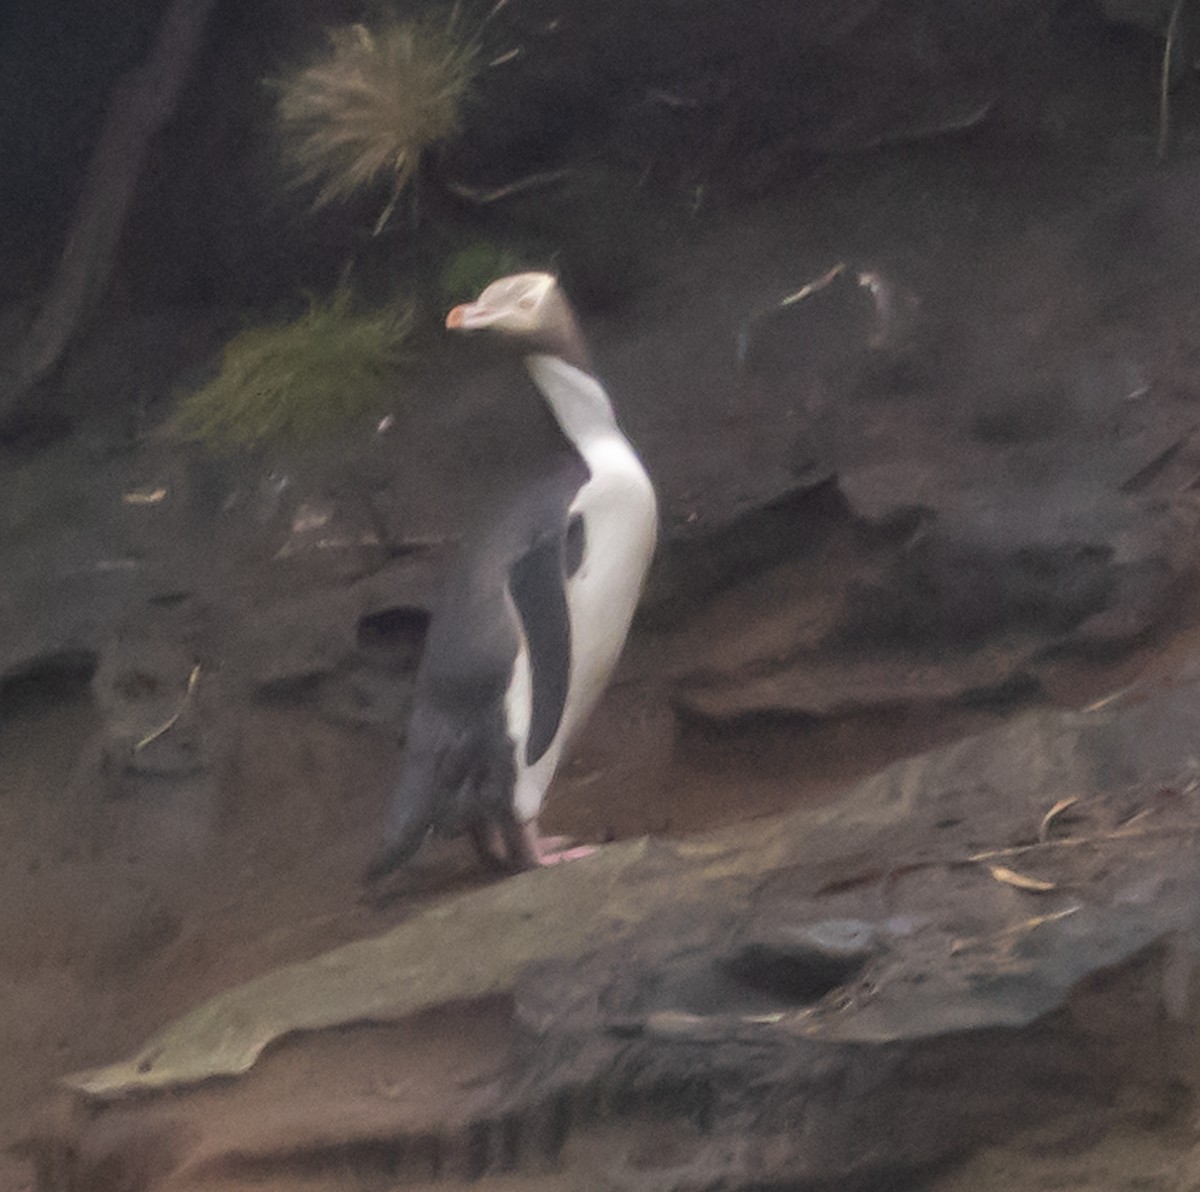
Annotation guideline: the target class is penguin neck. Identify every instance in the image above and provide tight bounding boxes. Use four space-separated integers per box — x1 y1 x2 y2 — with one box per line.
525 354 624 454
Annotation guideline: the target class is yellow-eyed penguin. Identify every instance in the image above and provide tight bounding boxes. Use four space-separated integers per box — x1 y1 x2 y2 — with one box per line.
366 272 657 877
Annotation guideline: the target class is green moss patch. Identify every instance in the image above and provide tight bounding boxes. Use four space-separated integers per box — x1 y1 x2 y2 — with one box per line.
169 289 412 450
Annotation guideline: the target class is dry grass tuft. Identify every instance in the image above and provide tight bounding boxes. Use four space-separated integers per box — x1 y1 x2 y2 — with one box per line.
169 289 412 451
275 15 476 223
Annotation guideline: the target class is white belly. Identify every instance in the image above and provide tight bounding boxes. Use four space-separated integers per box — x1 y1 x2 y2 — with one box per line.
510 435 657 822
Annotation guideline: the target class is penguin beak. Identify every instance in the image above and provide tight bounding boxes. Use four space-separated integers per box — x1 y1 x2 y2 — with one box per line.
446 302 488 330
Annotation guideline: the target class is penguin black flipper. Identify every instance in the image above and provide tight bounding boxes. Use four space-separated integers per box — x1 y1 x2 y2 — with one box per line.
366 451 589 885
508 525 574 766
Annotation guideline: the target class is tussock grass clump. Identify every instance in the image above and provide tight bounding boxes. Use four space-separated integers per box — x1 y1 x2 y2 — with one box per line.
170 289 411 450
275 15 476 224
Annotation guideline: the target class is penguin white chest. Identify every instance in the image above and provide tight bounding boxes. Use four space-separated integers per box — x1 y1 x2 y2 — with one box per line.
507 356 657 822
564 436 657 726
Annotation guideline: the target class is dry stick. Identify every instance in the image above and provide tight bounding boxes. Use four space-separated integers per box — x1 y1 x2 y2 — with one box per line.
995 906 1080 937
1038 796 1079 842
1159 0 1188 162
134 664 201 752
445 168 575 205
967 820 1196 864
372 180 403 236
1081 683 1138 713
778 262 847 308
950 905 1081 955
953 797 1196 951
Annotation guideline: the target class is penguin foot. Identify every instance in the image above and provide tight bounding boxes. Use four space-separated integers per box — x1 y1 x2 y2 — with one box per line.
469 816 597 872
525 826 597 867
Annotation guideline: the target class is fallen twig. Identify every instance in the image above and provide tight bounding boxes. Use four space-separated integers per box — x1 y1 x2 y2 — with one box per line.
968 821 1197 864
1038 796 1079 842
134 663 201 752
950 905 1080 955
1081 684 1137 713
1159 0 1188 162
445 167 574 205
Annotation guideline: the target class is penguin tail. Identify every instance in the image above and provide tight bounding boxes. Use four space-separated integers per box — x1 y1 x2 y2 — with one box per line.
363 706 467 888
363 764 439 886
363 830 423 886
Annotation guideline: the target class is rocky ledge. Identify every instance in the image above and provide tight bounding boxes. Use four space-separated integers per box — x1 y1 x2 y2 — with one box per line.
27 670 1200 1190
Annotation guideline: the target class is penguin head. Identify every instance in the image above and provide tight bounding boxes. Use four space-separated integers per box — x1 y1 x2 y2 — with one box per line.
446 272 591 371
448 270 568 331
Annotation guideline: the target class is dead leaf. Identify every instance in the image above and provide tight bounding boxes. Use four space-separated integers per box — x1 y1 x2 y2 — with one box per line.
987 864 1056 893
122 486 168 506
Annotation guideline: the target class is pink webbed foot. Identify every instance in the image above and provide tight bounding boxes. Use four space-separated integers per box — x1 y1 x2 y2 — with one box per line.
472 818 598 872
524 824 597 867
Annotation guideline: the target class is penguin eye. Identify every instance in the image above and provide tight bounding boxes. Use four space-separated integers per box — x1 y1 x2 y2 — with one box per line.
517 295 537 310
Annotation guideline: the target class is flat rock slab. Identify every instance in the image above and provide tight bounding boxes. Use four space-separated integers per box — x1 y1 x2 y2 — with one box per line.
35 678 1200 1189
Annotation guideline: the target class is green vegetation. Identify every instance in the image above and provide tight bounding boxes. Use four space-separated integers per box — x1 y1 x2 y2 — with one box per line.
174 9 487 454
168 289 411 450
438 241 526 304
274 13 477 231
